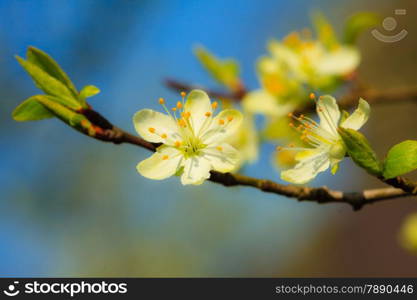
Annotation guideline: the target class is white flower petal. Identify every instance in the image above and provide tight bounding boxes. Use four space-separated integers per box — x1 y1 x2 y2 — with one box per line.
184 89 212 134
317 95 340 136
268 40 301 73
136 146 183 180
202 143 240 173
242 89 291 117
281 149 330 184
340 98 370 130
316 46 360 76
133 109 180 143
228 114 259 168
202 109 243 144
180 156 211 185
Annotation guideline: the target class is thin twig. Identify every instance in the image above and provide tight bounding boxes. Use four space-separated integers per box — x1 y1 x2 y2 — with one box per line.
165 78 417 113
79 109 416 211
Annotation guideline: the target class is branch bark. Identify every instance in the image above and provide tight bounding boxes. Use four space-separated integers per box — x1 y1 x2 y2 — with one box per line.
165 78 417 113
82 110 415 211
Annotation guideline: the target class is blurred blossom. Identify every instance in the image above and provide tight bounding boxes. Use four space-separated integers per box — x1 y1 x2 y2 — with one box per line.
400 213 417 255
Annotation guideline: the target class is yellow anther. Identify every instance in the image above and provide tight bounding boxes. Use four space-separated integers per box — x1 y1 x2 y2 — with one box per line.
183 111 191 119
205 111 212 117
212 101 218 109
174 141 182 147
276 146 283 151
177 101 183 109
227 116 234 122
287 112 293 118
172 107 177 111
162 155 169 160
148 127 156 133
216 146 223 151
159 97 165 105
288 143 295 148
218 119 225 125
180 91 186 97
299 114 304 119
289 122 294 127
161 133 167 139
178 119 187 127
318 107 323 112
309 93 316 100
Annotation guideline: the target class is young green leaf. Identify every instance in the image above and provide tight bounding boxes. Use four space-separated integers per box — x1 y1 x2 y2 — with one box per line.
26 47 78 96
383 140 417 179
338 127 382 176
194 46 240 91
36 95 96 136
344 12 381 44
16 56 83 109
79 85 100 100
12 96 54 121
311 11 338 49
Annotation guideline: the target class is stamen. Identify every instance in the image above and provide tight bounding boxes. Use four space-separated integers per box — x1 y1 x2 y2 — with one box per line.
205 112 212 117
174 141 182 147
177 101 183 109
212 101 218 110
161 133 167 139
309 93 316 100
218 119 225 125
178 119 186 127
180 91 186 98
148 127 156 133
287 112 293 118
172 107 177 111
276 146 283 151
216 146 223 151
159 98 165 105
162 155 169 160
227 116 234 122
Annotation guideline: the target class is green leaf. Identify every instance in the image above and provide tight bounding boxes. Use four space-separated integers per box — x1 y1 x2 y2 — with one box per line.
338 127 382 176
12 96 54 121
311 11 338 49
16 56 82 109
383 140 417 179
194 46 240 91
344 12 381 44
36 95 96 136
26 47 78 96
79 85 100 100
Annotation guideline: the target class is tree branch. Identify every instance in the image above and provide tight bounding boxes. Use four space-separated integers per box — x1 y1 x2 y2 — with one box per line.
165 78 417 113
81 110 415 211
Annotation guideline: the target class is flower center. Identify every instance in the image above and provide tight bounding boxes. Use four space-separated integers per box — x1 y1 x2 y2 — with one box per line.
181 136 206 158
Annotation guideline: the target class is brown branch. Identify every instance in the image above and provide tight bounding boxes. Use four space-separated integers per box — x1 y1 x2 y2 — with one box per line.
382 176 417 195
80 109 415 211
165 78 417 113
339 86 417 110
